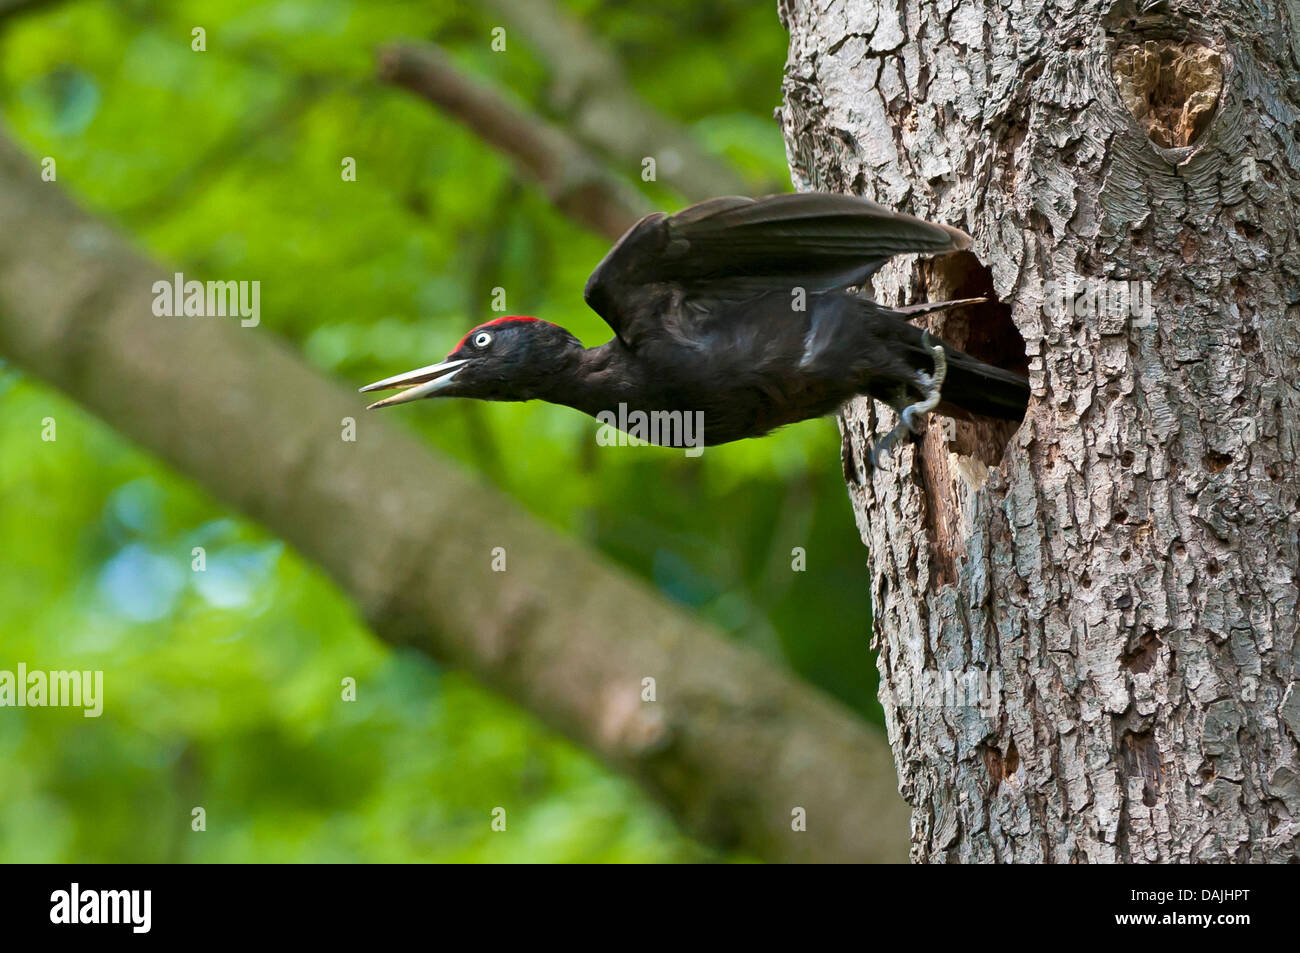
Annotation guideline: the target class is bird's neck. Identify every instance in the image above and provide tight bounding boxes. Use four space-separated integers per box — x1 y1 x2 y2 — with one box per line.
538 341 643 418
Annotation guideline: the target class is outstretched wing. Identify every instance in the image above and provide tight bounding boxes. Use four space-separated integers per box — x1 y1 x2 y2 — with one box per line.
582 193 971 346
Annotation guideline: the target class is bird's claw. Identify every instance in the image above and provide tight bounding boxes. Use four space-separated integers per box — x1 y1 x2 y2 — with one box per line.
901 405 923 434
899 332 948 435
869 431 893 470
869 419 909 470
870 332 949 469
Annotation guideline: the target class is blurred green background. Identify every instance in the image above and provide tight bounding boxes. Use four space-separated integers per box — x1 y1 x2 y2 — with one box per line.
0 0 877 862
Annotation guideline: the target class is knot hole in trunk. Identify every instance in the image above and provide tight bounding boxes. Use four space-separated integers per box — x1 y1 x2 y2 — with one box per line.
1104 7 1226 152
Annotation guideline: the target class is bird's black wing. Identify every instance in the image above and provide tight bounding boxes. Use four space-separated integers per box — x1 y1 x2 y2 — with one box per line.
582 193 971 346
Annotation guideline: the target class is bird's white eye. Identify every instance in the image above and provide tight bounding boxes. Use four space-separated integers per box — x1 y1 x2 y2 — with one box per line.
473 331 493 349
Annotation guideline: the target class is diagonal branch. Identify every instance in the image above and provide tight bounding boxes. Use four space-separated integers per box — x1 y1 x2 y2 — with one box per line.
480 0 755 200
378 42 650 241
0 0 64 19
0 131 908 863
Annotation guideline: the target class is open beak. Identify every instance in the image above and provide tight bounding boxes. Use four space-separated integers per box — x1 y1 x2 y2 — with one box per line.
359 358 469 409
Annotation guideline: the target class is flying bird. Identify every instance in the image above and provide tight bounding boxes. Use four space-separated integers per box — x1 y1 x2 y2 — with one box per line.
361 193 1028 466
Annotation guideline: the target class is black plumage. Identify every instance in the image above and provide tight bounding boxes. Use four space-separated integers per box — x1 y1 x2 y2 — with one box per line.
361 193 1029 458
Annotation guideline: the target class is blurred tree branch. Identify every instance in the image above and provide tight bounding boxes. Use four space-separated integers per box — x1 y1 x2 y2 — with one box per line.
0 132 908 863
378 42 649 241
481 0 757 199
0 0 62 20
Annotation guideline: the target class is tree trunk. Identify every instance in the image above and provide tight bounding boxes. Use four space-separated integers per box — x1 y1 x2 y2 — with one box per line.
779 0 1300 862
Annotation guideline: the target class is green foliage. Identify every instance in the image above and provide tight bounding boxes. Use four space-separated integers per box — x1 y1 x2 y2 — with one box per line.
0 0 875 862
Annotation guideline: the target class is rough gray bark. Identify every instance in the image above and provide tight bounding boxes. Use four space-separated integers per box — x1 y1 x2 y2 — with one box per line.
0 129 910 864
779 0 1300 862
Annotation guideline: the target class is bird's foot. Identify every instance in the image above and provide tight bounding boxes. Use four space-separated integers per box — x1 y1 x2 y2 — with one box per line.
901 331 947 434
870 332 949 470
869 420 911 470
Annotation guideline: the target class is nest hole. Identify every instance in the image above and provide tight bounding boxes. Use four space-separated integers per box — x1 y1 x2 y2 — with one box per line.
917 251 1028 469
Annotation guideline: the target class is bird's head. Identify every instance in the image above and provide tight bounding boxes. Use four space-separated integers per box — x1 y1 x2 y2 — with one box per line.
361 316 583 409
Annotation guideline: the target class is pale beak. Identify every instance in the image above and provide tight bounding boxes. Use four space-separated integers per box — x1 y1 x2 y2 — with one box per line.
359 358 469 409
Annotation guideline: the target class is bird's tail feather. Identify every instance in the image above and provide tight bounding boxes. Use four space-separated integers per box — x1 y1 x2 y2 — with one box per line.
937 347 1030 422
891 309 1029 422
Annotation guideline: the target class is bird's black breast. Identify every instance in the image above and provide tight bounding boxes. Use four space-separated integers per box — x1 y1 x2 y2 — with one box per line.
618 291 881 445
